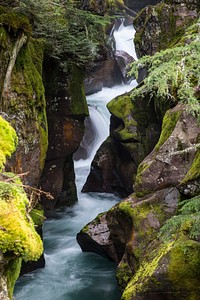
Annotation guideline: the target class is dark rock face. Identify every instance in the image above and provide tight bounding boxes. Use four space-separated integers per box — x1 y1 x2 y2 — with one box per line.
125 0 161 12
84 58 122 95
82 137 136 196
40 61 88 209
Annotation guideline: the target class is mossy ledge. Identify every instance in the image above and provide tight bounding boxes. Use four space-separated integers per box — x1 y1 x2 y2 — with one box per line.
0 117 43 298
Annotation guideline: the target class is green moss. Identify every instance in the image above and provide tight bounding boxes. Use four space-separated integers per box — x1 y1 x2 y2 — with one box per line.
107 94 139 141
30 207 45 227
168 238 200 299
13 38 45 105
116 262 133 291
181 147 200 183
155 109 181 151
81 224 89 233
38 116 48 170
107 95 133 119
69 64 89 116
134 161 151 192
0 175 43 261
121 242 174 299
11 37 48 170
0 26 9 49
0 116 18 171
5 257 22 299
118 201 135 219
0 6 31 35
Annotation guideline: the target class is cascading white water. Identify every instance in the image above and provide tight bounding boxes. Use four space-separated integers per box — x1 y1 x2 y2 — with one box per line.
114 20 137 60
14 20 137 300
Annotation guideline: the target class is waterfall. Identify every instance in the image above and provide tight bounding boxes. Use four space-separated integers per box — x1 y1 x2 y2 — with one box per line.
114 20 137 59
14 20 137 300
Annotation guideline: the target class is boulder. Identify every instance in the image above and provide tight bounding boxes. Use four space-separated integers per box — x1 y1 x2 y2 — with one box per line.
120 194 200 299
133 2 198 58
114 50 135 84
83 91 162 197
77 187 179 277
77 213 118 262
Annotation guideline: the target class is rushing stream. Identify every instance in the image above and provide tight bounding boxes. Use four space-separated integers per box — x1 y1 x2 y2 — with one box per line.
14 21 137 300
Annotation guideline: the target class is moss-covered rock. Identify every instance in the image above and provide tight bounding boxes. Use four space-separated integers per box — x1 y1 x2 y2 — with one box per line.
0 175 43 261
0 6 31 35
83 88 162 196
69 64 88 116
121 195 200 300
0 175 43 299
0 118 43 299
0 25 48 188
133 1 198 58
134 104 200 196
0 116 18 171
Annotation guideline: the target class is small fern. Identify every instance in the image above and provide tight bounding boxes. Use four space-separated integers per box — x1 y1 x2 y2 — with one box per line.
159 196 200 242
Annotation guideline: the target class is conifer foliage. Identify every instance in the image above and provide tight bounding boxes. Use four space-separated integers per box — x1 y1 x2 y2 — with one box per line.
17 0 110 67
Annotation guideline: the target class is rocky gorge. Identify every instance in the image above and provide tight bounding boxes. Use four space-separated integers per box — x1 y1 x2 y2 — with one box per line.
0 0 200 299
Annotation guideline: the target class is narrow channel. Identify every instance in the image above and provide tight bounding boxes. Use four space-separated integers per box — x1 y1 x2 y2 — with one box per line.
14 20 137 300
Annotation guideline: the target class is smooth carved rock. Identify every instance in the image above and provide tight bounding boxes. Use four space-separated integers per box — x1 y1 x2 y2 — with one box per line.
77 213 118 262
84 58 122 95
114 50 135 84
40 63 87 209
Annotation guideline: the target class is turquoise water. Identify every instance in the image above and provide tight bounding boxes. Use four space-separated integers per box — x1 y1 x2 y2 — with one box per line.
14 193 121 300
